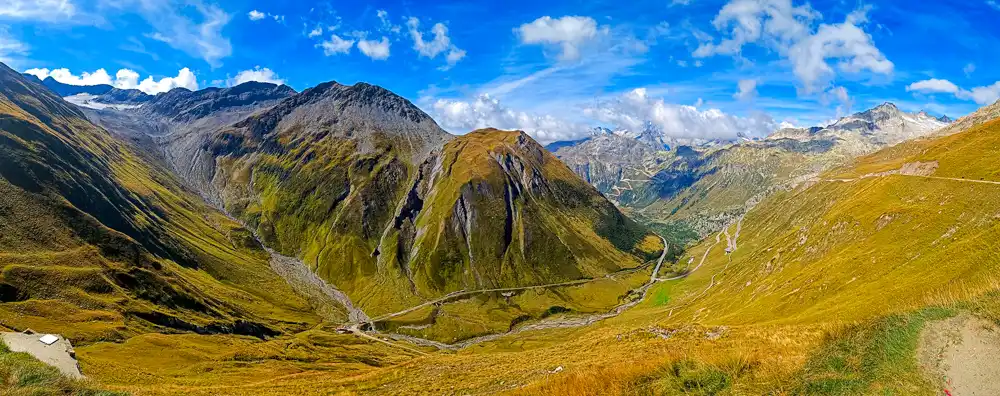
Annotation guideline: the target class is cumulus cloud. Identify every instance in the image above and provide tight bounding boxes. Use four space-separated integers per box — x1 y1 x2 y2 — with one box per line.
357 36 391 60
228 66 284 86
406 17 466 67
695 1 892 93
906 79 960 95
584 88 781 140
135 68 198 93
24 68 114 86
114 69 140 87
318 33 354 55
248 10 265 21
517 16 605 61
431 94 588 144
906 78 1000 105
734 79 758 100
24 67 197 94
965 83 1000 105
964 63 976 77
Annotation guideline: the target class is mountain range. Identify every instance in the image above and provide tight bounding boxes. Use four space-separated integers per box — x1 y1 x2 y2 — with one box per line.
8 57 1000 396
550 102 952 242
1 62 660 330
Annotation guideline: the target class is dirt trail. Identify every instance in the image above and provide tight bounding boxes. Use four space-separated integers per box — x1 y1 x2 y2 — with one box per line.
826 174 1000 186
919 314 1000 395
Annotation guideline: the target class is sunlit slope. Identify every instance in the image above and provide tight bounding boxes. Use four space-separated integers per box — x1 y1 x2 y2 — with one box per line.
204 81 661 316
638 139 841 236
0 62 320 342
653 117 1000 327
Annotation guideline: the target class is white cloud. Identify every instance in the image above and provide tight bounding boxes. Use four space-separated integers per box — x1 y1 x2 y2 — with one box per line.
431 94 588 144
517 16 605 61
989 0 1000 11
584 88 781 140
406 17 466 67
308 25 323 38
376 9 400 33
136 68 198 94
248 10 265 21
906 79 961 95
696 1 892 93
734 79 758 100
114 69 140 88
961 82 1000 105
318 33 354 55
228 66 284 86
24 66 197 94
0 0 76 22
24 68 114 86
108 0 232 67
357 36 391 60
906 78 1000 106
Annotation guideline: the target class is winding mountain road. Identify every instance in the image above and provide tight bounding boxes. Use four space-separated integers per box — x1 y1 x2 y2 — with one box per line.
657 232 722 282
360 235 697 351
374 236 671 323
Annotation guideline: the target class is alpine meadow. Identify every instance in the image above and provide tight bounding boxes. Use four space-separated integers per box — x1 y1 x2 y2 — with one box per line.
2 0 1000 395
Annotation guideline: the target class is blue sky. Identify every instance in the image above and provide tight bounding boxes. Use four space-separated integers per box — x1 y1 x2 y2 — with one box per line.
1 0 999 143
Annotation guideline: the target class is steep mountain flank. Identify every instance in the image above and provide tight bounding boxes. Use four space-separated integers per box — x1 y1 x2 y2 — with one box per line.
197 82 656 315
79 82 296 193
658 107 1000 327
0 62 319 343
407 129 653 294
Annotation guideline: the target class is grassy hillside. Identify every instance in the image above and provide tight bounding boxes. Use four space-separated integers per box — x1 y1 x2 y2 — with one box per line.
0 62 321 342
279 108 1000 394
0 341 122 396
205 82 661 316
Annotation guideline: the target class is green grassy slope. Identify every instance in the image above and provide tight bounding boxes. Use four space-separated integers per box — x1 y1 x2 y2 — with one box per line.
0 341 122 396
0 62 320 343
204 82 662 316
650 117 1000 328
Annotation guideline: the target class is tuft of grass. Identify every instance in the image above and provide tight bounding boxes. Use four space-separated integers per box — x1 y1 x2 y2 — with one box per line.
0 341 125 396
795 307 955 395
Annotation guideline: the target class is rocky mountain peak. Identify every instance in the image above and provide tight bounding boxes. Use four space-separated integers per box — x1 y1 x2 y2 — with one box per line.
137 82 296 122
